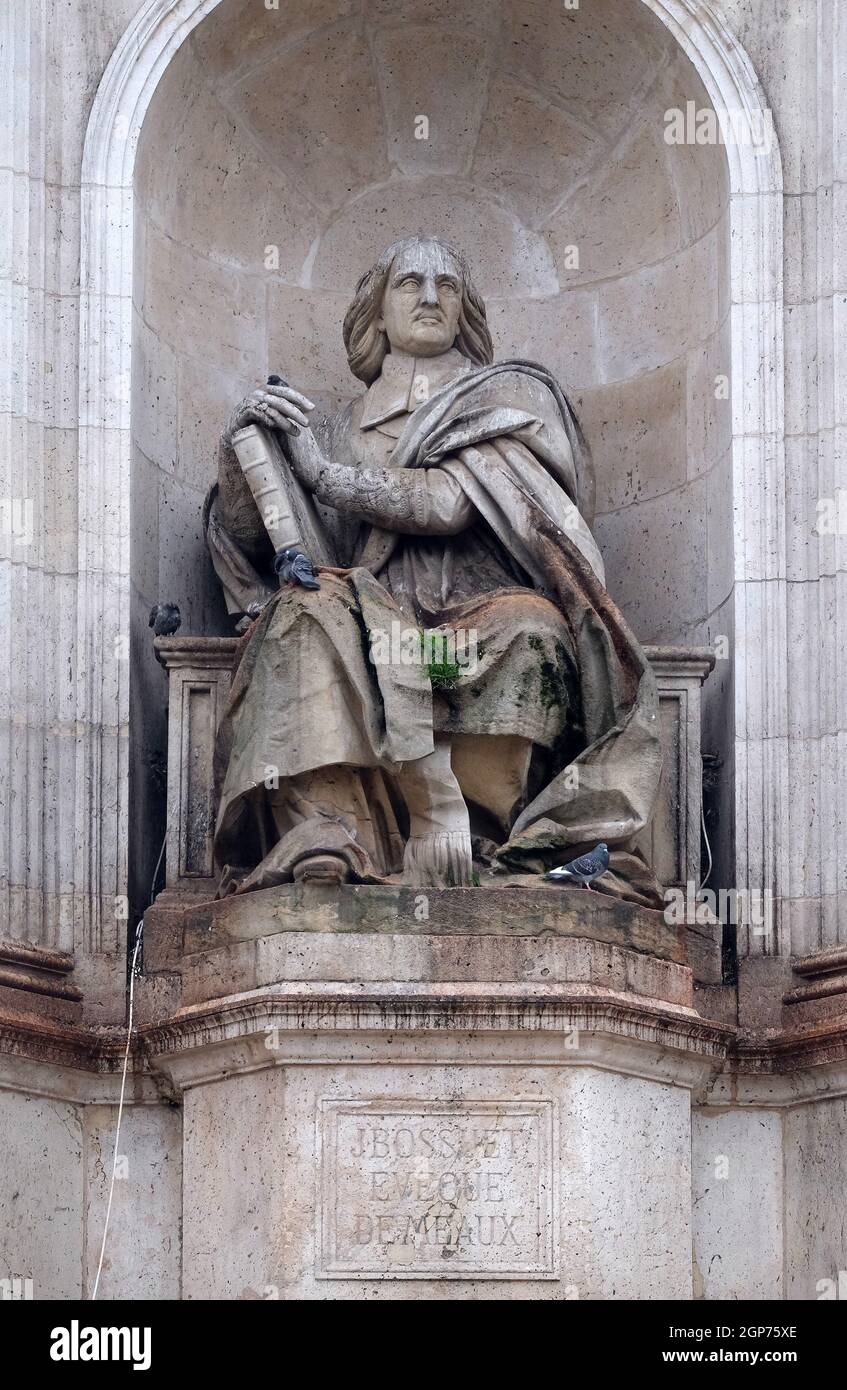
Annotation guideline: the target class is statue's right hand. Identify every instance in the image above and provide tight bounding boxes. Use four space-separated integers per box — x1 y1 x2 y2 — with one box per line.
224 381 315 443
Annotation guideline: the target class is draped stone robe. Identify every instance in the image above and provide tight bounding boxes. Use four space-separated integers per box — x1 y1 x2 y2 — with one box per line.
205 348 664 904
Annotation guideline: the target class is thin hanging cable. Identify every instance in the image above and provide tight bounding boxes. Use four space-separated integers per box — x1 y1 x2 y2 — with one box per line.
91 825 166 1300
91 917 143 1300
150 826 167 906
699 798 713 892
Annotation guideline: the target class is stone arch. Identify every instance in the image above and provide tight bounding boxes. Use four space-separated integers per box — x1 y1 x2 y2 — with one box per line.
77 0 785 951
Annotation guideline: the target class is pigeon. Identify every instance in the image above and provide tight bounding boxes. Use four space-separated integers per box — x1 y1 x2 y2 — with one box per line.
148 602 181 636
273 546 320 590
545 842 610 890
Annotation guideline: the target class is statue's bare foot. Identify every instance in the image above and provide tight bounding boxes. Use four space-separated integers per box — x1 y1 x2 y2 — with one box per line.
292 852 351 886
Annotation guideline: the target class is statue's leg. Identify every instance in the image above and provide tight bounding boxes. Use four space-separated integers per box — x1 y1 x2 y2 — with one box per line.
268 766 379 858
450 734 534 836
397 735 473 887
264 766 403 883
214 572 417 890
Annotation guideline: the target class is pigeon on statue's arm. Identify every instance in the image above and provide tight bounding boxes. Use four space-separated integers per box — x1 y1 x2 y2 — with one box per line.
545 842 610 890
273 546 320 590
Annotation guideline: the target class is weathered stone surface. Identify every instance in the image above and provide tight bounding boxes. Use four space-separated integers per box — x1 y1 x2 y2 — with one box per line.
545 119 681 284
473 76 603 229
142 226 265 378
576 362 687 515
266 285 356 394
501 0 670 140
83 1103 182 1300
597 233 721 383
691 1108 783 1300
595 475 710 642
309 182 559 298
176 1056 710 1299
138 877 695 1024
784 1096 847 1299
0 1089 83 1299
182 881 684 957
191 0 358 93
182 1066 284 1301
230 24 391 212
372 24 493 177
484 289 599 386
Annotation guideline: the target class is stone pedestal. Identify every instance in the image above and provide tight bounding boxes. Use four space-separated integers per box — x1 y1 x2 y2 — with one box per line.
138 884 732 1299
136 626 725 1298
5 885 847 1301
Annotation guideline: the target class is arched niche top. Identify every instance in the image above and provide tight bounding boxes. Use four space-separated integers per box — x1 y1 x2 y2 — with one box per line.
82 0 782 205
646 0 782 197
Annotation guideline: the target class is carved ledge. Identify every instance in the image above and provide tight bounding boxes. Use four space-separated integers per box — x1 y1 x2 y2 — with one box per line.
783 944 847 1025
738 1016 847 1073
3 980 847 1098
0 1001 128 1073
789 944 847 979
642 645 716 676
137 883 693 1034
148 879 687 956
138 981 736 1093
154 636 239 665
0 939 82 1019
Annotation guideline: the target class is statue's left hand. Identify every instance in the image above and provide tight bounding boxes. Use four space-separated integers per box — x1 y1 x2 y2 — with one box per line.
255 375 328 488
250 378 315 435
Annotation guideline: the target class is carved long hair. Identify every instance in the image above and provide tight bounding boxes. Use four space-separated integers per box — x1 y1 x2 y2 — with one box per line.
342 235 494 385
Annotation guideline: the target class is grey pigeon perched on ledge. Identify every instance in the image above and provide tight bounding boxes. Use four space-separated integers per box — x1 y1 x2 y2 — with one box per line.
545 842 610 890
148 602 181 636
274 546 320 590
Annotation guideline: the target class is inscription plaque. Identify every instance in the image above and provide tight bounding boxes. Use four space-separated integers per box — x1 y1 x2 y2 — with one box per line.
318 1099 557 1280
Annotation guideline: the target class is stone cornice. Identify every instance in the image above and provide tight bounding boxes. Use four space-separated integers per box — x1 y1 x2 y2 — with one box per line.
737 1017 847 1075
136 983 733 1092
0 939 82 1003
142 980 729 1051
0 1003 132 1073
4 983 847 1103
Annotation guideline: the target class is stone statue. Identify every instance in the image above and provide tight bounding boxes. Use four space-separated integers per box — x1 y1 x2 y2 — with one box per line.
205 235 663 903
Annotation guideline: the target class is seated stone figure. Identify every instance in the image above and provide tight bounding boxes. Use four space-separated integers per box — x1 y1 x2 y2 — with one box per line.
206 234 663 903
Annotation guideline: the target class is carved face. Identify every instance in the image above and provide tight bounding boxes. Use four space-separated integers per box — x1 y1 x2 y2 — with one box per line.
376 240 463 357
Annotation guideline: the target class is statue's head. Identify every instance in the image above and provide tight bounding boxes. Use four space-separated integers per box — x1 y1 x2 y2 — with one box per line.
342 235 494 384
